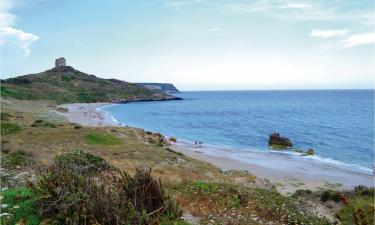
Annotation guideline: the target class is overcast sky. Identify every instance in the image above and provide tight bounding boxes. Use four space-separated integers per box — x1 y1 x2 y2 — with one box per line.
1 0 374 90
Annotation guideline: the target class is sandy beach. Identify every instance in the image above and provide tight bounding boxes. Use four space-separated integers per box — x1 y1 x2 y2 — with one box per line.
55 102 374 193
56 103 119 127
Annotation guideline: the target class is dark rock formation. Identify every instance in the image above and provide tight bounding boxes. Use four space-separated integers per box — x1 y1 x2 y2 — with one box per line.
306 148 314 155
268 133 293 148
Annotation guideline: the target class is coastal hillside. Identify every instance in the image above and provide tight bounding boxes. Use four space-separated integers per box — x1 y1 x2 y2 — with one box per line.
136 83 180 93
1 59 179 104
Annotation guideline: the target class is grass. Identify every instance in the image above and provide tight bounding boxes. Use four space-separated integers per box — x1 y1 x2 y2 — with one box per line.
84 131 123 145
1 122 22 135
0 187 40 225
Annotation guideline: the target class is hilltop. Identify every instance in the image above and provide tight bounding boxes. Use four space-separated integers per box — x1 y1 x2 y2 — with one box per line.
1 59 180 104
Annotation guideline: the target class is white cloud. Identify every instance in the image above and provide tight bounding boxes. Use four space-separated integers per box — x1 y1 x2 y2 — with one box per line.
0 27 39 56
0 0 16 28
210 27 220 32
310 29 349 39
338 32 375 48
0 0 39 56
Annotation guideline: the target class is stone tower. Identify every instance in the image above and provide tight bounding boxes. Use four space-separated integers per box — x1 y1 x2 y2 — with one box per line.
55 57 66 68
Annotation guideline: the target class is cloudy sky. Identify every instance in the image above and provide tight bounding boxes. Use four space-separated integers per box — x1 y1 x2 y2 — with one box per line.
1 0 374 90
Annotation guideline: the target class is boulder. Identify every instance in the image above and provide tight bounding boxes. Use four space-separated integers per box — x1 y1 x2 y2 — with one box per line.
306 148 314 155
268 133 293 148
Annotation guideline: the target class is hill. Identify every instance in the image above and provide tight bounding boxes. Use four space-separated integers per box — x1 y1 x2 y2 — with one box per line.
1 66 180 104
136 83 180 93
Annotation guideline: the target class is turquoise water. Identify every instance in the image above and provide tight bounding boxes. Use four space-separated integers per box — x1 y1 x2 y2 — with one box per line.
102 90 374 171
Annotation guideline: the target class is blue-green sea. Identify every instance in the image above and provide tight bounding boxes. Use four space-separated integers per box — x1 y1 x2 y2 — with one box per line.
102 90 374 173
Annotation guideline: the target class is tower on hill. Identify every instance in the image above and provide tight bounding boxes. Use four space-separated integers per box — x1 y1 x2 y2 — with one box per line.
55 57 66 68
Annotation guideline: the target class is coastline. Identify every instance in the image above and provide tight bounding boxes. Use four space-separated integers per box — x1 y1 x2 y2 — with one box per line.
55 102 374 193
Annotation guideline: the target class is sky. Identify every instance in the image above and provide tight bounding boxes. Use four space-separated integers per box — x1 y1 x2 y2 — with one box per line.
0 0 374 90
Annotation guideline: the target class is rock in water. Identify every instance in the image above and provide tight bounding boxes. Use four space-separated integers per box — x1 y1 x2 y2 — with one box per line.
306 148 314 155
268 133 293 148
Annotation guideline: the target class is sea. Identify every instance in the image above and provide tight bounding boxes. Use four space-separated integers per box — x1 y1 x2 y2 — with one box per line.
101 90 374 174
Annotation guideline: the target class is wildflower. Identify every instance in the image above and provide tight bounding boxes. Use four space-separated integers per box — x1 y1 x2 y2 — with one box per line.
1 204 8 208
13 205 20 209
0 213 11 217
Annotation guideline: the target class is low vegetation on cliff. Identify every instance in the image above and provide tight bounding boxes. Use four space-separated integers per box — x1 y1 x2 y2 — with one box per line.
1 66 178 104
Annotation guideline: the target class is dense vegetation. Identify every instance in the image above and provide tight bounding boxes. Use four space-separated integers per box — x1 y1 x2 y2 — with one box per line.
1 151 183 224
1 66 176 104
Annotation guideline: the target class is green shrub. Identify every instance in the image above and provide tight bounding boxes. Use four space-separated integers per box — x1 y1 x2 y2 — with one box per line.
354 185 375 197
321 190 341 202
0 187 41 225
61 75 75 82
1 150 32 168
1 112 13 121
292 189 312 197
31 166 182 225
84 132 122 145
336 195 374 225
1 122 22 135
30 119 57 128
54 149 113 175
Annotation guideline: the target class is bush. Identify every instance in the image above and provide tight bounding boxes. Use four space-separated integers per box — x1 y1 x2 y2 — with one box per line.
336 194 374 225
54 149 113 175
354 185 375 197
31 166 182 224
84 132 122 145
292 189 313 197
1 150 32 168
1 112 13 121
30 119 57 128
321 190 341 202
1 122 22 135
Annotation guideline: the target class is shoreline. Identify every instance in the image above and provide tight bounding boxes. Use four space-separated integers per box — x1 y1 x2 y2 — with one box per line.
55 102 374 193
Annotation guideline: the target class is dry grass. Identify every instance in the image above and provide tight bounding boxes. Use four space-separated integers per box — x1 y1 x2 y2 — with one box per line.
0 98 224 184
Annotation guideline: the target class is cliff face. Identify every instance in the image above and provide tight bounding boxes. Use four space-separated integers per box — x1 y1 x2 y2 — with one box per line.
1 66 180 104
135 83 180 94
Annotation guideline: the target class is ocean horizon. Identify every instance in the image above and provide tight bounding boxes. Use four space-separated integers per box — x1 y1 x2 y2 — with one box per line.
101 89 374 173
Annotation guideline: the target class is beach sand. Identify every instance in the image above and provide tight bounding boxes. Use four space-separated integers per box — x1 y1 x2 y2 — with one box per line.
56 103 118 127
55 103 374 194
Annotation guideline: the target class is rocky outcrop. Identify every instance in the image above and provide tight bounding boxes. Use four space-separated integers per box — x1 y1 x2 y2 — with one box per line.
268 133 293 148
136 83 180 93
306 148 314 155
